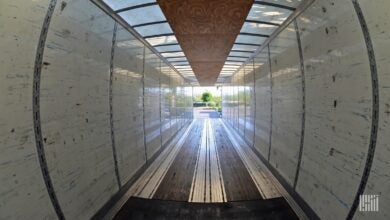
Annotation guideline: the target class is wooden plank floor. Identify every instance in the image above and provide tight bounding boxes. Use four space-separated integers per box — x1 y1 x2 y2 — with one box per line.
114 197 298 220
152 119 262 202
153 120 204 200
213 119 262 201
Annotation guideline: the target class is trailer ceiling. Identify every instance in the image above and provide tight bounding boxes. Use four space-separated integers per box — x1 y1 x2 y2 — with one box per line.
98 0 300 85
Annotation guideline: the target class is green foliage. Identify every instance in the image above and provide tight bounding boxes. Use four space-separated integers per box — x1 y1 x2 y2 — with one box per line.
201 92 212 103
194 90 222 112
193 102 206 107
208 101 216 107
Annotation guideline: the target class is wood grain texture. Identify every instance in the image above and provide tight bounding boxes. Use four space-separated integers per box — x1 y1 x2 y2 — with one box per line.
213 120 262 201
153 120 204 201
114 197 298 220
157 0 253 85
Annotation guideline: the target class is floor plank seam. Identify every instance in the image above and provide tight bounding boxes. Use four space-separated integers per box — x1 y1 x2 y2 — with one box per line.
220 119 308 219
132 120 196 198
189 119 227 203
209 120 227 202
189 119 207 202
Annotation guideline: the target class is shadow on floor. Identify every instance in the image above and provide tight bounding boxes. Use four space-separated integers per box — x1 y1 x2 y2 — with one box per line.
114 197 298 220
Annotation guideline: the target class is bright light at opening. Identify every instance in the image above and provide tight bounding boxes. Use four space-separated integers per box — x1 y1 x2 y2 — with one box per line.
193 86 221 98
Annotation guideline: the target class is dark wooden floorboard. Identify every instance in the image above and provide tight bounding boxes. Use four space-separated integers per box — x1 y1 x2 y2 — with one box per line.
153 120 204 201
114 197 298 220
213 119 262 201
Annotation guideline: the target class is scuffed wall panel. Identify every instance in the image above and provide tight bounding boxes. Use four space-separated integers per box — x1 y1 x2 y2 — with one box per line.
184 86 191 123
226 86 232 123
144 49 162 159
234 82 239 129
176 79 182 128
1 0 193 219
225 86 234 124
189 86 194 120
244 62 255 146
176 85 184 128
222 86 228 121
182 86 188 124
39 1 118 219
237 70 246 136
227 81 235 127
296 1 373 219
268 23 302 185
254 50 271 158
112 27 145 184
184 86 193 122
170 73 180 133
355 1 390 219
0 1 57 219
230 85 235 126
230 76 235 127
161 64 172 145
229 86 234 125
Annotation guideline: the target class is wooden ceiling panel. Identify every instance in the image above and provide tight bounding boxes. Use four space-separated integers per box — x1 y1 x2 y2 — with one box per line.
157 0 253 85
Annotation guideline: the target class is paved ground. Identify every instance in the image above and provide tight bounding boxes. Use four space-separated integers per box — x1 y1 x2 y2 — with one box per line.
193 107 221 119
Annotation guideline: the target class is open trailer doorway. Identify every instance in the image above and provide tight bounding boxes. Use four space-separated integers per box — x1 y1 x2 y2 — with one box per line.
192 86 222 119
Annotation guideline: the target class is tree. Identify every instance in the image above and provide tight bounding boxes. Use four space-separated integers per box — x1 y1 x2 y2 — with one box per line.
201 92 212 103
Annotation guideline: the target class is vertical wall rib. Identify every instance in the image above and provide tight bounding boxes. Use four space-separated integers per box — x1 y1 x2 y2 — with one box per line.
32 0 65 219
159 61 163 149
142 47 148 162
109 22 121 188
293 19 306 189
252 60 257 148
243 68 247 138
267 45 273 162
347 0 379 218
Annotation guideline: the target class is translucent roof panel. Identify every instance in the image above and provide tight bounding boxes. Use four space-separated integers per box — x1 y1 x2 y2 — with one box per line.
223 63 242 67
220 72 235 76
222 66 239 69
166 57 187 62
227 57 248 61
171 62 189 66
102 0 156 11
232 44 258 51
134 23 173 37
155 44 182 52
161 52 185 58
221 69 236 72
98 0 304 83
247 5 292 24
240 22 278 36
145 35 178 46
175 66 192 69
225 61 244 65
222 69 239 73
216 0 299 82
229 51 253 57
259 0 302 8
235 35 267 45
180 72 194 75
172 62 189 66
119 5 165 26
223 64 241 68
